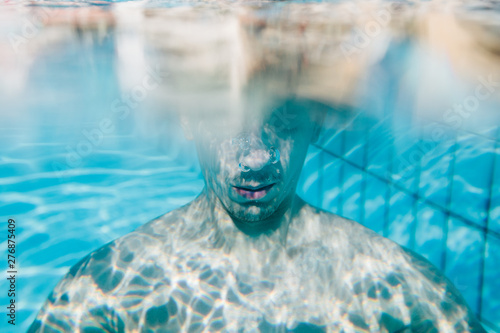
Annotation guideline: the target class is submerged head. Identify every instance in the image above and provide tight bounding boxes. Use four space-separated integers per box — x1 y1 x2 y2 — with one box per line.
183 98 325 227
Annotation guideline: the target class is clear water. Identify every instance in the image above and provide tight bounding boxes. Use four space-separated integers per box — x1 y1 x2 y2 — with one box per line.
0 0 499 332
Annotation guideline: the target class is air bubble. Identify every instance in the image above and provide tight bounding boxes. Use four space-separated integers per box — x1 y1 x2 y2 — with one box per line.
239 163 251 172
269 147 280 164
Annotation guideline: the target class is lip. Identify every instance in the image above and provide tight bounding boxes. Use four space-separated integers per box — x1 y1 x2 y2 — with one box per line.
233 183 275 200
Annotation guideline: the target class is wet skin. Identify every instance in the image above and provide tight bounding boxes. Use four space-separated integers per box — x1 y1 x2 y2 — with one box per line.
192 98 322 230
30 100 486 332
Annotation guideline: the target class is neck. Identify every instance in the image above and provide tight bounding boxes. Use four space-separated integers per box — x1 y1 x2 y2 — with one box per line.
191 187 305 251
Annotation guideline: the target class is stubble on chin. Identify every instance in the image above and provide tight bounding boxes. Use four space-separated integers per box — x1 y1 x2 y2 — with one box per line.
226 200 278 223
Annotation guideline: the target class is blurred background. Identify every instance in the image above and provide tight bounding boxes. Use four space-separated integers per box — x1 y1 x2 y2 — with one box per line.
0 0 499 332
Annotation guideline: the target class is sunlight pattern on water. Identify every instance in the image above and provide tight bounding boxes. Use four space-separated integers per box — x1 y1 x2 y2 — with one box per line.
0 0 499 332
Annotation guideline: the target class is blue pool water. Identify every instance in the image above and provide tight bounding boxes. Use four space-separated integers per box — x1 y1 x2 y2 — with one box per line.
1 0 500 332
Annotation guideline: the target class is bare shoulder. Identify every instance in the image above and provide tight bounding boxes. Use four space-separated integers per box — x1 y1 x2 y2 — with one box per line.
62 206 190 285
401 247 486 332
294 203 396 254
296 203 485 332
29 208 188 332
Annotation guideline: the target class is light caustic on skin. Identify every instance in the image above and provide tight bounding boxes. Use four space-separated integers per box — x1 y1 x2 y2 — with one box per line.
32 97 485 332
188 99 321 224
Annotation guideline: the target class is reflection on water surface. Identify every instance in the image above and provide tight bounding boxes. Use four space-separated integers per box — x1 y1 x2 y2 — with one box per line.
0 0 499 332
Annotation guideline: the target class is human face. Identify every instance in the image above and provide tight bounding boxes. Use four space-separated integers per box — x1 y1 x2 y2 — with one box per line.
192 99 321 224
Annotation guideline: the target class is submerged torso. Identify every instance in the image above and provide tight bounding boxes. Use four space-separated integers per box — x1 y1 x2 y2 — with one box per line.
30 201 481 332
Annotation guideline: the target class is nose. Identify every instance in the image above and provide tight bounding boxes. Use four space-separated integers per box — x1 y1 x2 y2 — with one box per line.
235 134 280 172
241 150 270 172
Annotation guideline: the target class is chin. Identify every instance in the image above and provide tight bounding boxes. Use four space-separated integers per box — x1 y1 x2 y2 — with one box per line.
228 203 279 223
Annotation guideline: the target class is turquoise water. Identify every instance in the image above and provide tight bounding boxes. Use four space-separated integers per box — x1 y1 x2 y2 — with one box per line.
1 0 499 332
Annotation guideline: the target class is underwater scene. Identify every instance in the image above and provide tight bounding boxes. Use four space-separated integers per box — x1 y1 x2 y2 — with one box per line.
0 0 499 332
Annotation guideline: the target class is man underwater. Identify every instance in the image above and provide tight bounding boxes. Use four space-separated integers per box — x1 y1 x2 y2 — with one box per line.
29 97 485 332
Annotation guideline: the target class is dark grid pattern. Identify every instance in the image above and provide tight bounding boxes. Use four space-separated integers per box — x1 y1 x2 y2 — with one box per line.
297 113 500 331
